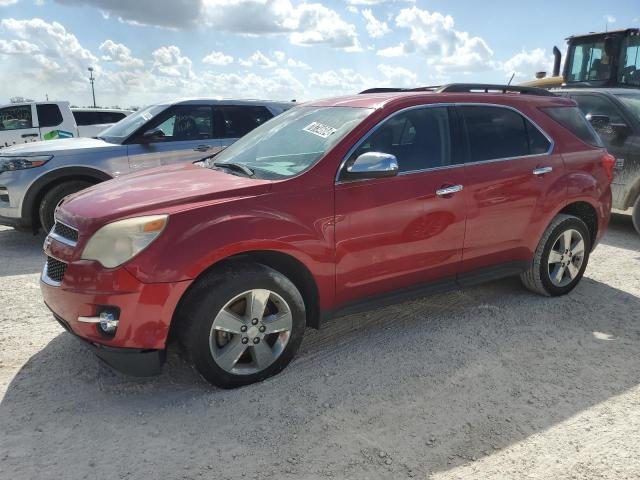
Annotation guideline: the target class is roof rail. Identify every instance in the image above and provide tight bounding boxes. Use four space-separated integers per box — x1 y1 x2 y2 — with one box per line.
434 83 555 96
359 83 555 97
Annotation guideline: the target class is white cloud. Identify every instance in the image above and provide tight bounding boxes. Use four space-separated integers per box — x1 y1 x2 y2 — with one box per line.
59 1 360 50
239 50 277 68
152 45 194 78
99 39 143 67
362 9 390 39
309 68 374 93
604 14 616 24
377 64 417 87
346 5 358 14
0 18 99 101
346 0 414 4
54 0 205 28
287 57 310 69
377 44 405 57
202 50 234 66
0 0 19 6
501 48 553 80
0 38 39 54
381 7 494 74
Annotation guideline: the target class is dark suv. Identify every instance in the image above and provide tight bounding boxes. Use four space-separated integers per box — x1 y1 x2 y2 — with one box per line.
555 88 640 233
40 85 613 388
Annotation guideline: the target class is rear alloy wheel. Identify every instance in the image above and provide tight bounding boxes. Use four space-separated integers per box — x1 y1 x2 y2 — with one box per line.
178 263 306 388
546 229 586 288
521 214 591 296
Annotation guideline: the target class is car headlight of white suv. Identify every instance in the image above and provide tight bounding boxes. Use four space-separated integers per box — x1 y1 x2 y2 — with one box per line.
0 155 52 173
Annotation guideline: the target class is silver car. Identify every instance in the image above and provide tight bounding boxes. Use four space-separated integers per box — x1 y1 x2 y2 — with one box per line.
0 98 293 232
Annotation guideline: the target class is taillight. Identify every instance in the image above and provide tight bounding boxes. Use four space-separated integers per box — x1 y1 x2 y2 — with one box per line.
601 152 615 184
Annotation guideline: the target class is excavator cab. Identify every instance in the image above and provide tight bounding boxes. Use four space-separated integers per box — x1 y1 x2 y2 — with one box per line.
522 28 640 89
564 29 640 88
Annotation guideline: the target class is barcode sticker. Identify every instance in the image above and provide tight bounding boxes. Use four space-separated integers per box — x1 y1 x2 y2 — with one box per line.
303 122 337 138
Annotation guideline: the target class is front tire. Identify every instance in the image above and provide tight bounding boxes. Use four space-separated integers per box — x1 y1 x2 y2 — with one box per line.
177 263 306 388
521 214 591 296
39 180 92 232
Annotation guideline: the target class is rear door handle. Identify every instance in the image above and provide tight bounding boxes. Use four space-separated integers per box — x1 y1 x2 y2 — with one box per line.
436 184 463 197
194 144 212 152
533 166 553 176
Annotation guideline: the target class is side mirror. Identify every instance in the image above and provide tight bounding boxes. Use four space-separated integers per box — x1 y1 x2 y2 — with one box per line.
140 128 165 144
343 152 399 181
586 113 610 130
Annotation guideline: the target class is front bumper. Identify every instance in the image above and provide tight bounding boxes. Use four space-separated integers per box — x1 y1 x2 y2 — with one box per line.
49 307 166 376
40 254 192 376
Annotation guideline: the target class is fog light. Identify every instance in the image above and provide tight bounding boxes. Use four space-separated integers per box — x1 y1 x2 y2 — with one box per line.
99 312 119 335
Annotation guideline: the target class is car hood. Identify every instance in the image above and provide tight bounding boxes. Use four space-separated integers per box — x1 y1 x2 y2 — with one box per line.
56 163 272 233
0 137 119 155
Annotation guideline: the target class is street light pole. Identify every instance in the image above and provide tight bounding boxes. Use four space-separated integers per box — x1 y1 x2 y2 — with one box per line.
88 66 96 107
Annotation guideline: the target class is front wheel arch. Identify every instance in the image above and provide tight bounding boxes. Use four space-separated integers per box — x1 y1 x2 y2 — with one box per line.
22 167 111 231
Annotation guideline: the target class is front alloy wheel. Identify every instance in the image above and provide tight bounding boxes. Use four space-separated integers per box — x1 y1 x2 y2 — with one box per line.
210 289 293 375
178 263 306 388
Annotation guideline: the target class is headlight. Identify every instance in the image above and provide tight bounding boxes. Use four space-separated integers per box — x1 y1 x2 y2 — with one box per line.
0 155 52 173
81 215 168 268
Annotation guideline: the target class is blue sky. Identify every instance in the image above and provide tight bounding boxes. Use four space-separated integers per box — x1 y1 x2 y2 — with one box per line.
0 0 638 107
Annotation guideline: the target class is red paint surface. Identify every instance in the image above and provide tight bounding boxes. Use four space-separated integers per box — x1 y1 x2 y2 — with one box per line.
42 92 612 351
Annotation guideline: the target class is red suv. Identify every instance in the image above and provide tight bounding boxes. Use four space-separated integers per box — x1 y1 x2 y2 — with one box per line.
41 84 613 388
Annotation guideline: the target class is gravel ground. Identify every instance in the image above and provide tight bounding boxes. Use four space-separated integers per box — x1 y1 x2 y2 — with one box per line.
1 214 639 480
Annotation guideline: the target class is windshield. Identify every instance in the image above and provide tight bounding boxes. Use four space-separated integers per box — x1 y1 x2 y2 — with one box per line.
98 104 166 143
619 35 640 87
208 106 372 179
615 93 640 120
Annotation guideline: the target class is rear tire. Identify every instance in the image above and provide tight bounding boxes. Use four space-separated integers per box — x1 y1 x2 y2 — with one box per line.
177 263 306 388
39 180 92 232
521 214 591 296
632 195 640 236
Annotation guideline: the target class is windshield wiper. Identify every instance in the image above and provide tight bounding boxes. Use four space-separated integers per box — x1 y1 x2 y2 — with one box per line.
213 161 255 177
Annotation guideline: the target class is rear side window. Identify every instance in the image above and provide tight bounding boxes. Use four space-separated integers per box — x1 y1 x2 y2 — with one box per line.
36 104 63 128
73 111 98 126
541 106 603 147
460 106 551 162
218 106 274 138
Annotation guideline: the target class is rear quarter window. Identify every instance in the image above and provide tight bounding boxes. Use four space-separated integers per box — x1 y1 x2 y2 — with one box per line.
540 106 603 147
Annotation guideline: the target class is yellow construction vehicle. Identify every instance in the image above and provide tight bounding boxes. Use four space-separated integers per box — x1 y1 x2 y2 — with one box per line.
522 28 640 89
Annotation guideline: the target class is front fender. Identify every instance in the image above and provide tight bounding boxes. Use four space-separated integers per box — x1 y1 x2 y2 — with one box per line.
125 185 335 308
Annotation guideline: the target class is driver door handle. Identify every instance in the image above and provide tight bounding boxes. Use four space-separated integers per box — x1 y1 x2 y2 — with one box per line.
533 166 553 176
436 184 463 197
194 144 212 152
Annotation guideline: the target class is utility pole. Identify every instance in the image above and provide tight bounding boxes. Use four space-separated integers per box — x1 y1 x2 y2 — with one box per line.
88 66 96 107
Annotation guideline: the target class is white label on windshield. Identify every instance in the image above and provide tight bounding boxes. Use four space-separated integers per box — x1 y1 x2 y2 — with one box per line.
142 112 153 121
303 122 337 138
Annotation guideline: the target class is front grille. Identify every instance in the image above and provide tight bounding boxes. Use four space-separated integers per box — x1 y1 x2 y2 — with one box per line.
53 221 79 243
46 256 67 283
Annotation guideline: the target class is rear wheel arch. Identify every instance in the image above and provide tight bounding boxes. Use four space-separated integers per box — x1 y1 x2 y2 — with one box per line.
23 167 111 231
558 201 598 249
